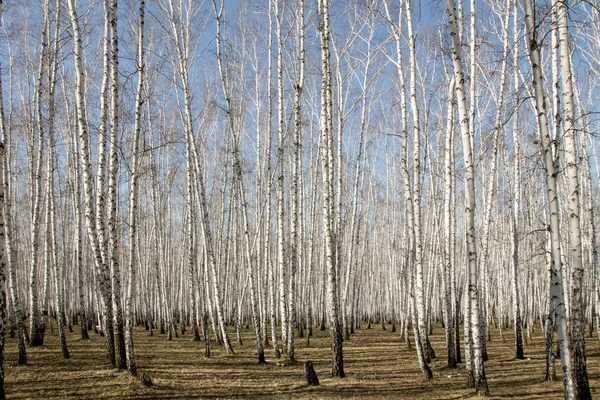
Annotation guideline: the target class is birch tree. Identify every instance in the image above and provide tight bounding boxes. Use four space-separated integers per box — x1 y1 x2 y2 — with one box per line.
0 60 26 363
510 0 524 361
263 0 280 358
0 60 10 400
96 0 115 353
446 0 488 393
443 76 457 368
287 0 306 362
46 13 68 355
318 0 344 378
480 0 522 360
106 0 127 370
125 0 146 376
405 0 435 365
381 1 431 377
555 0 591 397
48 117 69 359
29 0 50 346
523 0 575 396
67 0 116 366
212 0 263 361
273 0 289 354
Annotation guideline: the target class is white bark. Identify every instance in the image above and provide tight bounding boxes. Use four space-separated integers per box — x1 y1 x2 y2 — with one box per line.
69 97 89 342
0 66 26 363
46 14 68 356
163 0 233 353
272 0 289 352
446 0 488 393
125 0 145 376
0 92 8 400
555 0 591 396
443 77 457 368
264 0 279 358
510 0 524 360
340 30 371 340
29 0 50 346
49 132 69 359
0 57 13 397
107 0 126 370
405 0 433 365
318 0 344 378
67 0 116 365
524 0 575 396
287 0 305 362
211 0 261 358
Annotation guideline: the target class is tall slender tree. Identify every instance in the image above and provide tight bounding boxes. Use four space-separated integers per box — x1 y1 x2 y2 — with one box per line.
212 0 261 360
318 0 344 378
524 0 575 396
555 0 591 397
125 0 146 376
29 0 50 347
0 60 11 400
107 0 127 371
446 0 488 394
287 0 306 362
67 0 116 366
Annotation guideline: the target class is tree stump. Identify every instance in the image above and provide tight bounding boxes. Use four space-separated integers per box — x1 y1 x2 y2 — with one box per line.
139 371 153 387
304 361 319 386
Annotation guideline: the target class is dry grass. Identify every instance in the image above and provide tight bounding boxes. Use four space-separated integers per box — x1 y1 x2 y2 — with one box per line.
4 320 600 399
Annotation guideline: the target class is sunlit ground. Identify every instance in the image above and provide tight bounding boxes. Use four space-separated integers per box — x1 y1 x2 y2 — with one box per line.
4 319 599 399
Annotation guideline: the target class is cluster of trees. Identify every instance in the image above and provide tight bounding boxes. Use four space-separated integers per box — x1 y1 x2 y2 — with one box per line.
0 0 598 398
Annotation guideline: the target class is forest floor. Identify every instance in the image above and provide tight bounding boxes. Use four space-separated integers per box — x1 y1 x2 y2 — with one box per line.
4 320 600 399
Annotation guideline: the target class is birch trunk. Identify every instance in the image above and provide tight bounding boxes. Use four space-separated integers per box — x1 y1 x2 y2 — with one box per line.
97 0 114 350
164 0 233 352
446 0 488 393
264 0 280 359
383 0 432 375
287 0 306 362
511 141 524 360
511 0 524 361
0 104 8 400
341 45 369 341
107 0 127 370
71 107 89 342
273 0 289 352
450 98 461 365
555 0 591 396
583 143 599 345
443 77 457 368
46 17 68 355
67 0 116 366
545 231 557 381
318 0 344 378
306 154 320 343
185 187 200 342
407 0 435 363
457 0 473 378
29 0 50 346
49 133 69 359
212 0 256 356
480 0 511 319
523 0 575 396
125 0 145 376
0 68 26 363
0 60 13 397
148 106 171 345
40 196 51 342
